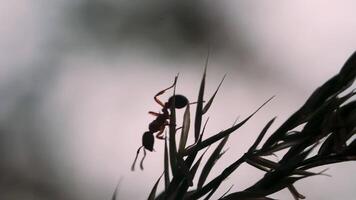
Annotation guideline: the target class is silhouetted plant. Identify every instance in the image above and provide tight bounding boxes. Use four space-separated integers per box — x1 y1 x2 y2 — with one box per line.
127 51 356 200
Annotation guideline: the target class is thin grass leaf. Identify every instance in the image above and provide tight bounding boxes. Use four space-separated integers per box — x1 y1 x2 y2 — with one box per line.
195 58 208 142
248 117 276 153
199 117 210 144
198 135 229 189
246 158 271 173
191 154 248 199
169 75 179 174
260 139 303 156
241 176 306 199
111 177 123 200
300 147 356 170
220 191 278 200
184 96 275 156
217 185 234 200
187 146 210 186
164 135 170 191
184 117 210 169
148 173 163 200
204 187 218 200
178 104 190 153
250 156 328 177
287 184 305 200
202 74 226 114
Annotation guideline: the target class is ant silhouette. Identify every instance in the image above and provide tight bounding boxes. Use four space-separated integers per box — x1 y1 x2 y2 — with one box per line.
131 76 189 171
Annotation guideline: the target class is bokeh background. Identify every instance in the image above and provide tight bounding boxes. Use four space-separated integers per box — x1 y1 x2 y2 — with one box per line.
1 0 355 199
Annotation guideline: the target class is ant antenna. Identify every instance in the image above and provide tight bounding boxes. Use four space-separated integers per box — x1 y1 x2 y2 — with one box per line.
131 146 143 171
189 100 206 105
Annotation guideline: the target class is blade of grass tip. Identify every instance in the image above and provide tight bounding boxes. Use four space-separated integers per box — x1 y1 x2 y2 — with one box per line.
186 96 275 156
248 117 276 154
111 177 123 200
217 185 234 200
198 134 229 189
148 173 164 200
164 135 170 191
178 104 190 154
195 57 208 142
246 158 271 173
287 184 305 200
203 74 226 114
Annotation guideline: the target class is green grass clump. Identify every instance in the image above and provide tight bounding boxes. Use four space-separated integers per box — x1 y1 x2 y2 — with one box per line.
128 51 356 200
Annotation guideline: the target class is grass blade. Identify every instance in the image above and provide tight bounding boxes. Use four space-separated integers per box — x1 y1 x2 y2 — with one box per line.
184 96 274 156
169 76 179 174
175 147 210 200
203 74 226 114
179 104 190 153
147 173 163 200
287 184 305 200
164 136 170 191
191 155 248 199
195 57 208 142
248 117 276 153
198 135 229 189
217 185 234 200
111 177 123 200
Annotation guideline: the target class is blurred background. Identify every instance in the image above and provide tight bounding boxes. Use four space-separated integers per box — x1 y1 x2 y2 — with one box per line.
1 0 355 199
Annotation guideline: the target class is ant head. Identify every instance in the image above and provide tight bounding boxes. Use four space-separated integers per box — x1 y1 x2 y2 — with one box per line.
168 94 188 109
142 131 154 151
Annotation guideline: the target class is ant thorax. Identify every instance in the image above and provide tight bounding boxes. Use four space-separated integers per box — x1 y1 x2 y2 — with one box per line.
148 109 169 133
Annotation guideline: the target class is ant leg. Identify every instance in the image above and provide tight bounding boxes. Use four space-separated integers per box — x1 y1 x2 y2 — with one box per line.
139 148 147 170
156 127 165 140
156 121 170 139
148 111 160 116
154 76 178 107
131 146 143 171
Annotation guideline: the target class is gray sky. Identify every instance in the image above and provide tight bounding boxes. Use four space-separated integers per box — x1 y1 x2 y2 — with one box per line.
1 1 355 199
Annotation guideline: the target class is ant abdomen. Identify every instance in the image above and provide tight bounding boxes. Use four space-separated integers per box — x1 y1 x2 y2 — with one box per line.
167 94 188 109
142 131 154 151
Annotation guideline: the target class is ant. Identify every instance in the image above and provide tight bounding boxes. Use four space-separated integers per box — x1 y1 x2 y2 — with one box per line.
131 76 189 171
